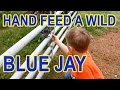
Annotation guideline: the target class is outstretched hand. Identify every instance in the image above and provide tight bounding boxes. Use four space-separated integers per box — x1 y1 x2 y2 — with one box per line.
51 34 59 43
51 34 69 55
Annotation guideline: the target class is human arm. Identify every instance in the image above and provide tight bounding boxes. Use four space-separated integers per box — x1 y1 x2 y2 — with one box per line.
52 34 69 55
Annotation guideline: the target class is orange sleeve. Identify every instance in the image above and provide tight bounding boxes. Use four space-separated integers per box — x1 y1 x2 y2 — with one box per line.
74 65 94 79
67 51 72 55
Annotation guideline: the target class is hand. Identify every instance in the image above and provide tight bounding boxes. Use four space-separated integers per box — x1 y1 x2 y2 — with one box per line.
51 34 59 43
52 34 69 55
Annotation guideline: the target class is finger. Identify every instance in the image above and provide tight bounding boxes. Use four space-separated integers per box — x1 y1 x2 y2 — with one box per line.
52 34 56 38
51 35 55 40
52 33 55 36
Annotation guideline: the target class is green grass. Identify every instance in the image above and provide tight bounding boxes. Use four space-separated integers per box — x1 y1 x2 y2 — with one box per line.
0 11 120 79
78 11 120 36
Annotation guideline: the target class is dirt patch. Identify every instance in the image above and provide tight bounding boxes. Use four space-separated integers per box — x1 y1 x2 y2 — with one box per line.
89 30 120 79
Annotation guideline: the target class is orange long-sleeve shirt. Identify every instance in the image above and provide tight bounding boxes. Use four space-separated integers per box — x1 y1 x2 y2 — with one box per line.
67 51 104 79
